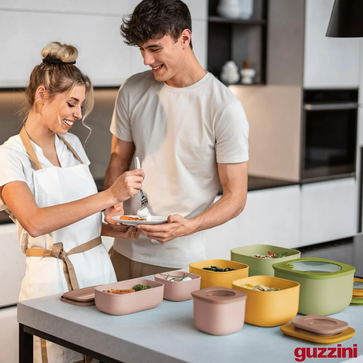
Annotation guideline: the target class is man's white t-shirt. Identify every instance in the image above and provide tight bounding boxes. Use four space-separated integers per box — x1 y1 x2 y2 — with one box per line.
110 71 249 268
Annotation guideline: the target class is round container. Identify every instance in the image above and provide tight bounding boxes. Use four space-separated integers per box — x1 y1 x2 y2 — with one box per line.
232 275 300 326
154 270 201 301
273 257 355 315
189 259 249 289
231 244 301 276
191 287 247 335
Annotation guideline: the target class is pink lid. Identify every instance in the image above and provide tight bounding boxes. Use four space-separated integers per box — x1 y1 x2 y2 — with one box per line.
191 286 247 304
291 315 349 336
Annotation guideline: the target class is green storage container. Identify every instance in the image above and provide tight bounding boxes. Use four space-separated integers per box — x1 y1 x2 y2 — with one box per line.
273 257 355 315
230 244 301 276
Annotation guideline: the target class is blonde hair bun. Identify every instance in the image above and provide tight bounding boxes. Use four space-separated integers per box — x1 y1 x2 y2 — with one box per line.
41 42 78 64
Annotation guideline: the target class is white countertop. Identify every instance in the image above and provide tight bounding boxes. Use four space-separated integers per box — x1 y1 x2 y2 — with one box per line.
17 276 363 363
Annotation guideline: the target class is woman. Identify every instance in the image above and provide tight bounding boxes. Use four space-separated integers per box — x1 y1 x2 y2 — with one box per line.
0 42 142 363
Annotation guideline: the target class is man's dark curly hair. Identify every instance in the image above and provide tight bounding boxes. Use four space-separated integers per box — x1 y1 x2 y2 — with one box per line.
121 0 193 49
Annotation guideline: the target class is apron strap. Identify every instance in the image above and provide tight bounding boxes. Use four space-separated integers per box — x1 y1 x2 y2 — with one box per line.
57 134 84 164
26 237 102 291
19 126 85 171
19 127 42 171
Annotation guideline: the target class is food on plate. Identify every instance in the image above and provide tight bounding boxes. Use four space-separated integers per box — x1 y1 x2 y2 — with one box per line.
158 273 192 282
119 216 147 221
133 284 153 291
252 251 288 259
241 284 280 292
103 289 135 294
202 266 236 272
137 206 151 220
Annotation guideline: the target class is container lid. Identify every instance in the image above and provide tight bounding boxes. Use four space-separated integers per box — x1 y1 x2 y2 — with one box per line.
61 286 96 306
191 286 247 304
353 277 363 297
272 257 355 279
280 323 355 344
291 315 349 336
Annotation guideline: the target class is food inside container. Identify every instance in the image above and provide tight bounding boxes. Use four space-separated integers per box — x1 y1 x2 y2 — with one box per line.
242 284 280 291
273 257 355 315
154 270 201 301
202 266 236 272
189 259 249 289
95 278 164 315
252 251 287 259
231 244 301 276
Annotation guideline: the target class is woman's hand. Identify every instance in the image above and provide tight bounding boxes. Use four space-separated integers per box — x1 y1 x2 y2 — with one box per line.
109 169 144 204
101 223 141 240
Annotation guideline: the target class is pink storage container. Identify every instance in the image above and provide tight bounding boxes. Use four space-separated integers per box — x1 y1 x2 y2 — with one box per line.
94 278 164 315
191 287 247 335
154 270 201 301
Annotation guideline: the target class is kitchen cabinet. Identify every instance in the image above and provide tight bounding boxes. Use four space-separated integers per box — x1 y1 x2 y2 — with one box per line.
303 0 360 89
299 178 357 247
267 0 360 88
0 306 18 363
207 0 267 85
204 185 300 260
0 0 208 87
0 223 25 308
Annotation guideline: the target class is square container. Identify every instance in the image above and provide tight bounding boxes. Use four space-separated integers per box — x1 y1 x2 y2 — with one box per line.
232 275 300 327
189 259 249 289
191 287 247 335
231 244 301 276
273 257 355 315
154 270 201 301
94 278 164 315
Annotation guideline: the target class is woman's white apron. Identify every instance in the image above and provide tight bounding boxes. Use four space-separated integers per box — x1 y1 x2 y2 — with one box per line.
18 127 116 363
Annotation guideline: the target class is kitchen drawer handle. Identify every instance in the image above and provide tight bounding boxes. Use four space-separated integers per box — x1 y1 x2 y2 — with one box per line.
304 103 359 111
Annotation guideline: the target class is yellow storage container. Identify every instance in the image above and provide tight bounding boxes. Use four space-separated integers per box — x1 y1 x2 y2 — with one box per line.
189 259 249 289
232 275 300 327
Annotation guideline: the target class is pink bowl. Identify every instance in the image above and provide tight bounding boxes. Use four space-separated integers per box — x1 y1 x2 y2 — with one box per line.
191 287 247 335
154 270 201 301
94 278 164 315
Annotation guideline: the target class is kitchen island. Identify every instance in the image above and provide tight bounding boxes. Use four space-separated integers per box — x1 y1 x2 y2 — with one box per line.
18 276 362 363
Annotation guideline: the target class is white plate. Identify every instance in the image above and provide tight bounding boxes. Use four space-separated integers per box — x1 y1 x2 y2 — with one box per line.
111 215 168 225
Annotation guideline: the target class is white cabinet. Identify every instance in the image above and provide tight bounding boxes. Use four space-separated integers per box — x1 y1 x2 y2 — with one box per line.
205 186 300 260
299 178 357 246
0 223 25 307
303 0 360 88
0 1 208 87
0 306 18 363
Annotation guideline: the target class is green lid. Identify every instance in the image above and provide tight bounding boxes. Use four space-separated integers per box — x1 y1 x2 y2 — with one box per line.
272 257 355 279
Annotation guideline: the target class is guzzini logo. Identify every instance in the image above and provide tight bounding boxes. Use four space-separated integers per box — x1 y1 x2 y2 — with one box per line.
294 345 358 361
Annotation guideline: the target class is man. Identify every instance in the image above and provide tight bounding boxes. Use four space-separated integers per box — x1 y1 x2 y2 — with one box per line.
105 0 249 281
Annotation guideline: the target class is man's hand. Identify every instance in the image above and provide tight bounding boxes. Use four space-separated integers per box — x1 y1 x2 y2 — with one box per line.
137 214 198 244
